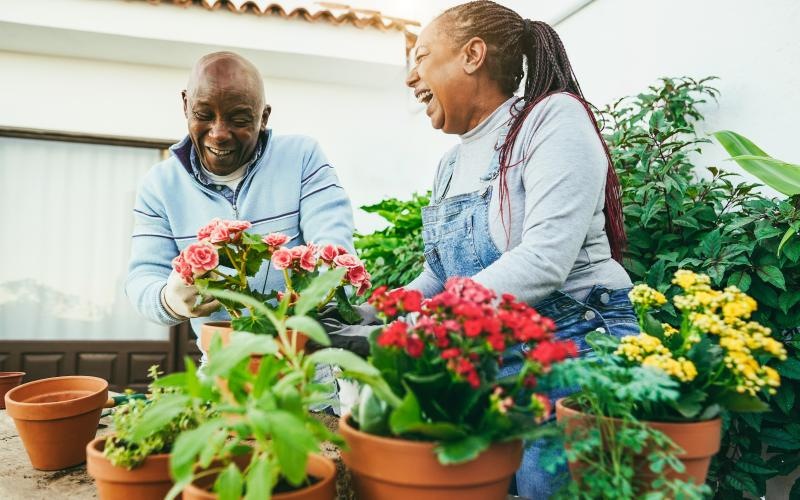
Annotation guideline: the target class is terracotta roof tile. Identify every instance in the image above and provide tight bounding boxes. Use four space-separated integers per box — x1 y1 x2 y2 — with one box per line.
140 0 420 32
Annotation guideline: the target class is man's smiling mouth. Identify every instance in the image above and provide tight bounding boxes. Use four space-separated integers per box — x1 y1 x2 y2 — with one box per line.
207 146 234 158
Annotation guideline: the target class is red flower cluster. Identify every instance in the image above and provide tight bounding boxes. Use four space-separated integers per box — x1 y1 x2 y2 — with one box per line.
369 278 576 389
270 240 372 295
197 218 252 244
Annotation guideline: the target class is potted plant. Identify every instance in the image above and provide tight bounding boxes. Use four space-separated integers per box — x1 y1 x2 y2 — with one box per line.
554 269 787 495
86 366 217 500
328 277 577 499
133 270 374 500
173 218 370 352
5 375 108 470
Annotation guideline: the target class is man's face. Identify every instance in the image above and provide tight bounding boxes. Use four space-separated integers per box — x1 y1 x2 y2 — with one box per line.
182 63 269 175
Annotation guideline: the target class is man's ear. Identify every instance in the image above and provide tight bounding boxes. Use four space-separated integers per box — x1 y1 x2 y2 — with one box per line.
181 90 189 118
260 105 272 131
462 37 488 75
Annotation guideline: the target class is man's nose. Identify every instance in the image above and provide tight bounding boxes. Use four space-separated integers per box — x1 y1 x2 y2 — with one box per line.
405 65 419 89
209 120 232 142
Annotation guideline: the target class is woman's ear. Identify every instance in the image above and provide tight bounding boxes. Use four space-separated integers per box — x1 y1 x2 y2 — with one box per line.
462 37 488 75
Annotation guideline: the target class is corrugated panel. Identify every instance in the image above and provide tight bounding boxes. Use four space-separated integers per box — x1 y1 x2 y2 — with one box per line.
142 0 420 32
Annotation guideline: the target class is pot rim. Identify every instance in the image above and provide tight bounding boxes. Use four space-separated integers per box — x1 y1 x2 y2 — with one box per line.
182 453 335 499
338 413 441 450
0 371 26 379
5 375 108 420
555 397 722 426
86 436 172 483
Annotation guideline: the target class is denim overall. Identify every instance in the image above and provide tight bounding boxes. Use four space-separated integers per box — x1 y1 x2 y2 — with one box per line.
421 123 639 499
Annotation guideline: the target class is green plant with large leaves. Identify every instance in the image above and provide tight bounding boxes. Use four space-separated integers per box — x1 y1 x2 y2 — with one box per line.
128 271 377 500
354 192 429 293
600 76 800 498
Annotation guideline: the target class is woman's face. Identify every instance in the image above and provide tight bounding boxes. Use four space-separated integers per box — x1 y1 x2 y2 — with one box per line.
406 20 474 134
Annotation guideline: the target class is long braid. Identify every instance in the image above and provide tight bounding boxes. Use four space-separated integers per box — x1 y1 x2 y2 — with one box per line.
438 1 626 262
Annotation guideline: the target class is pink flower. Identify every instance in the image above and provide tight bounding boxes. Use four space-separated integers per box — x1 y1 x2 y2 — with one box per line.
346 265 368 286
225 220 251 232
290 245 306 260
197 218 223 241
208 224 230 244
333 253 361 269
182 241 219 273
299 246 318 272
320 244 339 263
356 279 372 297
271 248 293 270
171 254 194 285
263 233 290 248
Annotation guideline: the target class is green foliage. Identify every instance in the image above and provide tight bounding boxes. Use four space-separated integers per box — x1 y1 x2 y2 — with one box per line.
129 273 378 499
599 76 800 498
354 192 429 292
102 366 216 469
551 333 711 499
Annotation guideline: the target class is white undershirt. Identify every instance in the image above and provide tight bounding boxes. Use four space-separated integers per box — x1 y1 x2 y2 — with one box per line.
201 164 247 191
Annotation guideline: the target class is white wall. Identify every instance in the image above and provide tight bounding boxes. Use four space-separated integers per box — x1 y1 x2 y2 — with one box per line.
0 49 455 232
556 0 800 189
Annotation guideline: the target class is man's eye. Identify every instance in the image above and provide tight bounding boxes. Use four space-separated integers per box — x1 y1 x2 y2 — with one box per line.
193 111 211 120
233 119 252 127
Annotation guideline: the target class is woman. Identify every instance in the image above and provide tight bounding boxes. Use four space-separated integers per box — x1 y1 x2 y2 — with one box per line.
403 1 639 497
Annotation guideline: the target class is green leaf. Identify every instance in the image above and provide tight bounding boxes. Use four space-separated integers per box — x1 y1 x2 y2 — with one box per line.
723 469 760 496
735 453 778 475
335 287 363 324
778 358 800 380
170 420 224 483
714 130 800 196
435 435 491 465
756 265 786 290
129 394 189 442
264 410 317 485
777 227 797 256
761 428 800 450
244 454 273 500
717 392 770 413
389 390 424 435
295 267 346 315
727 270 752 292
285 315 330 347
674 390 706 419
206 331 278 377
215 462 244 500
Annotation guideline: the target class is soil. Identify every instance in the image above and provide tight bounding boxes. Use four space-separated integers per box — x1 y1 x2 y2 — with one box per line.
0 410 355 500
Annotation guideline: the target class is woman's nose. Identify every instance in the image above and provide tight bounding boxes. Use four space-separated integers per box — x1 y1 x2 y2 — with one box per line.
405 65 419 88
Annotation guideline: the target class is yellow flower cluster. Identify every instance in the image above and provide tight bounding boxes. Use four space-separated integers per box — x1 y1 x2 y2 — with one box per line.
628 284 667 309
642 354 698 382
615 333 670 362
631 270 787 397
662 323 679 337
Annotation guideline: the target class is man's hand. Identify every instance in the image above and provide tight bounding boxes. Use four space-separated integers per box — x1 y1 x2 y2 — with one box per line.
161 270 221 319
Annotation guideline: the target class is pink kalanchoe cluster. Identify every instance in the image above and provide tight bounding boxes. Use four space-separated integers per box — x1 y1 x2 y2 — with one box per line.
270 240 372 296
369 278 576 391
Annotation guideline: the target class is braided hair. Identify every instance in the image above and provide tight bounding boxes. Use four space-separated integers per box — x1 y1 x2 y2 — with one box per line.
437 1 626 262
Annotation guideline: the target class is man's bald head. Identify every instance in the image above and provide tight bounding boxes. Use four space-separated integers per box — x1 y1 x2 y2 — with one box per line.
186 52 265 109
182 52 271 175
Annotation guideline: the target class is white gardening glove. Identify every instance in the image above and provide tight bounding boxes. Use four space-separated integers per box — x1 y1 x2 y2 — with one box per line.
161 270 221 319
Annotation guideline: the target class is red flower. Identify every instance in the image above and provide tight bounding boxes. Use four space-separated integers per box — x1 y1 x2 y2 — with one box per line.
406 334 424 358
463 319 483 337
527 340 578 367
441 348 461 360
401 290 423 313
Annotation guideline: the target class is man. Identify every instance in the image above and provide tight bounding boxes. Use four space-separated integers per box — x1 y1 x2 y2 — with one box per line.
125 51 356 370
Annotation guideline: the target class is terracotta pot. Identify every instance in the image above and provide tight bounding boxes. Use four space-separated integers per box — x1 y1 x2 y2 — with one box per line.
339 414 522 500
86 436 174 500
182 453 336 500
555 398 721 486
5 375 108 470
0 371 25 409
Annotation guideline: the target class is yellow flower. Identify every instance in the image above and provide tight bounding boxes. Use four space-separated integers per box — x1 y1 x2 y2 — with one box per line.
642 354 698 382
662 323 679 336
672 270 711 291
629 284 667 309
616 333 670 362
